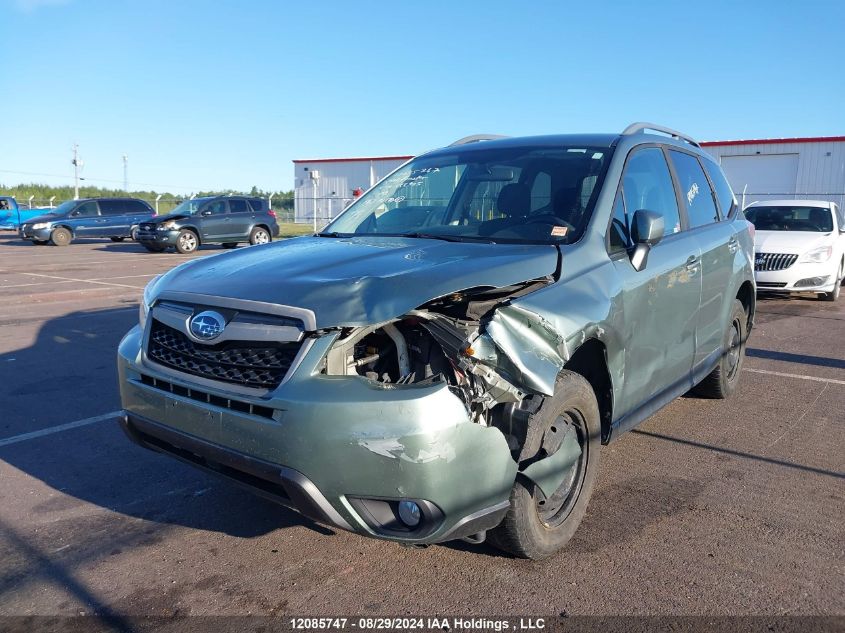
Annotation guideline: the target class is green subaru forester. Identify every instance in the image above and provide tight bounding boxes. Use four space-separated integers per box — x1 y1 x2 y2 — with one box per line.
118 123 755 559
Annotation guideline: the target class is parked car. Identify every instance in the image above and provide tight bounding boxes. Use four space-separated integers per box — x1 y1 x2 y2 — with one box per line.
19 198 155 246
744 200 845 301
135 196 278 254
0 196 51 230
118 123 755 559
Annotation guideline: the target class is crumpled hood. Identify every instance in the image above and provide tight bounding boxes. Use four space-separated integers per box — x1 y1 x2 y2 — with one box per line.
754 230 833 254
147 212 189 223
156 236 559 328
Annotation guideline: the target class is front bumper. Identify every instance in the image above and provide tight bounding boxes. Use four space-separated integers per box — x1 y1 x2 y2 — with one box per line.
19 226 53 241
755 260 839 293
137 228 180 244
117 326 516 544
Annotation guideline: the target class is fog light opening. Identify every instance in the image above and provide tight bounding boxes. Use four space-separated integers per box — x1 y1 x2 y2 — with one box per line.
397 500 422 527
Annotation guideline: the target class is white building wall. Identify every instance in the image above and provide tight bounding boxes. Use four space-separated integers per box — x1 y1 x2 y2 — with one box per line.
702 140 845 209
293 157 410 224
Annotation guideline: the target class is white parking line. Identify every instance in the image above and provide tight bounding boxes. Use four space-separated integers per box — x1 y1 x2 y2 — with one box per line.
14 272 146 290
744 367 845 386
0 411 122 448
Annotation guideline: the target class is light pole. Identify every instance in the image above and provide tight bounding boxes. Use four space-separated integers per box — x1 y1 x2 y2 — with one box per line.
309 170 320 232
155 194 162 215
72 144 82 199
122 154 128 192
49 196 55 209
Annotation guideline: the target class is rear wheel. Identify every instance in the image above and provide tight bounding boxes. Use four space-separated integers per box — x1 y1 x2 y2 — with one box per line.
50 227 72 246
175 229 199 254
142 242 167 253
130 226 140 241
821 261 843 302
488 371 601 560
249 227 271 246
692 299 747 399
221 242 238 249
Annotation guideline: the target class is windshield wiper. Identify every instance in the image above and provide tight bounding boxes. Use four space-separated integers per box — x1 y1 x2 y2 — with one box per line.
400 232 496 244
317 231 352 238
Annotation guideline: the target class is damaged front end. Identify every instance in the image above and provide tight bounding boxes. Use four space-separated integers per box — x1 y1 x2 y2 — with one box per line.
318 277 581 521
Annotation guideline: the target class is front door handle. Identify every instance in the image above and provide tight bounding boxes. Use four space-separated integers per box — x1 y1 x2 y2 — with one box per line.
685 256 700 275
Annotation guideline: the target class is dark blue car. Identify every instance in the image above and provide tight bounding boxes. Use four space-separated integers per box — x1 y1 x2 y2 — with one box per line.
19 198 155 246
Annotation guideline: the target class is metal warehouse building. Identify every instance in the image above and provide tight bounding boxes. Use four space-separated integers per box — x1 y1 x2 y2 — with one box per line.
701 135 845 209
293 155 412 225
292 135 844 224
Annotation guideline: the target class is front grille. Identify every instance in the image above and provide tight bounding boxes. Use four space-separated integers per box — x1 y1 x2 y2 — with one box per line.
755 253 798 272
757 281 787 288
147 319 301 389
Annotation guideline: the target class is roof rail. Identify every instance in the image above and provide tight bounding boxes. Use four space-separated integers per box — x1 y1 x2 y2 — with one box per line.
621 122 700 148
449 134 509 147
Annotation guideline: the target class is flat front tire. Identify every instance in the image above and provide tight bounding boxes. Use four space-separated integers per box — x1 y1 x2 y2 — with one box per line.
693 299 747 399
50 227 72 246
175 229 199 254
249 227 271 246
488 370 601 560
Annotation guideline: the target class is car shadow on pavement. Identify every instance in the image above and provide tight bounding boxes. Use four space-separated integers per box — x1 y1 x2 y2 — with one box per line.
0 306 335 543
745 347 845 369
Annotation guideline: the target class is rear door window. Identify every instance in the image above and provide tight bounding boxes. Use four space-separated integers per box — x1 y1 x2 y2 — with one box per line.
228 199 248 214
668 150 720 228
622 147 682 236
248 198 265 213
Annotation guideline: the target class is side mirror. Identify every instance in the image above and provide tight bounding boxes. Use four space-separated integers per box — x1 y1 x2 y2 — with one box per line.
69 210 81 218
629 209 664 272
201 209 212 216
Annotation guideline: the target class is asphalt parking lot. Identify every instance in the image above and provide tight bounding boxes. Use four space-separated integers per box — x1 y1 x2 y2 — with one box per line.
0 233 842 622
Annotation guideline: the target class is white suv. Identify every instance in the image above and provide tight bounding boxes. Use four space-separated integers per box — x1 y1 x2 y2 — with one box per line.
745 200 845 301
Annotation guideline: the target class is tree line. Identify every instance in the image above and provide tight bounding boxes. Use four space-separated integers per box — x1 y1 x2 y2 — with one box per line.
0 183 295 210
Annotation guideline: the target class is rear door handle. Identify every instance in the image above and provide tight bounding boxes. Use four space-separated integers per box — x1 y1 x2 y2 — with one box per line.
728 237 739 253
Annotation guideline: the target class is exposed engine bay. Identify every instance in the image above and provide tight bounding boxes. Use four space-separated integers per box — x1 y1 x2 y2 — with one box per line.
321 277 570 457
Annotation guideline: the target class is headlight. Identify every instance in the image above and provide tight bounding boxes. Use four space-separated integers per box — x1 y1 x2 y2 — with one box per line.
139 275 162 328
31 222 50 230
798 245 833 263
158 221 178 231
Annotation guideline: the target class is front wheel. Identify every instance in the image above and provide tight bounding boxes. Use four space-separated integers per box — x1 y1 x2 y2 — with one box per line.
50 227 72 246
488 371 601 560
692 299 747 398
821 261 843 302
249 227 271 245
175 229 199 254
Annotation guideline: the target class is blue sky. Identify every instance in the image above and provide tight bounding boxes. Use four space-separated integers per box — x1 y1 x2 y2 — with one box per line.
2 0 843 194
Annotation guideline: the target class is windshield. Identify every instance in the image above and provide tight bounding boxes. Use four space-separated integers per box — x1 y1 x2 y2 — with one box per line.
169 198 211 215
323 145 612 244
745 205 834 232
52 200 79 215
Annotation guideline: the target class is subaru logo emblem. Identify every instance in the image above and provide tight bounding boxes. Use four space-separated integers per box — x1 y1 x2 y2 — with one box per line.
190 311 226 341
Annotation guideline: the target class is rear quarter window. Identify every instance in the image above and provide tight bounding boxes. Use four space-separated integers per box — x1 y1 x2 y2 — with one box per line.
701 157 736 219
